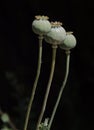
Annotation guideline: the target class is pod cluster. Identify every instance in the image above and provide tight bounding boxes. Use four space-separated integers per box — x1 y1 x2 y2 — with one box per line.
32 15 77 50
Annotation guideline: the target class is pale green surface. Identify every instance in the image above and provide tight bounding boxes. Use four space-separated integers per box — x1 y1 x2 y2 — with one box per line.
1 113 10 123
45 26 66 44
32 19 51 35
60 34 77 50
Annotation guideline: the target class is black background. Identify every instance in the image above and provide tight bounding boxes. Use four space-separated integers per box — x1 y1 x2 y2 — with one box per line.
0 0 94 130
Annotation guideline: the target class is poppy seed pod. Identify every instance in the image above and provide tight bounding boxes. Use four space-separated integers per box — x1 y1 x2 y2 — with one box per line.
32 15 51 35
60 32 77 50
44 22 66 45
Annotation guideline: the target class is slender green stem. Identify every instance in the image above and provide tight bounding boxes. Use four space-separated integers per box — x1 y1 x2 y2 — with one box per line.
24 35 43 130
48 50 70 129
36 45 57 130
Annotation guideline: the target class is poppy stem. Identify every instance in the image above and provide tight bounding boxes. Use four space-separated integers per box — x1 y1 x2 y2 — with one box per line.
36 45 57 130
48 50 70 129
24 35 43 130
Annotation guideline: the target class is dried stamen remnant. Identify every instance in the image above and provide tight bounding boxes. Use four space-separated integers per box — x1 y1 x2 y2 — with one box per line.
51 21 63 27
35 15 49 20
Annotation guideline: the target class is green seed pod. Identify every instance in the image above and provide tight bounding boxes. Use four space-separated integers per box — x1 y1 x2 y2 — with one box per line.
44 22 66 45
32 15 51 35
60 32 77 50
1 113 10 123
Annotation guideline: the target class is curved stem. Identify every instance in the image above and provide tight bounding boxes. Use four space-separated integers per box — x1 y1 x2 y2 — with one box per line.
24 35 43 130
0 108 18 130
36 45 57 130
48 50 70 129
